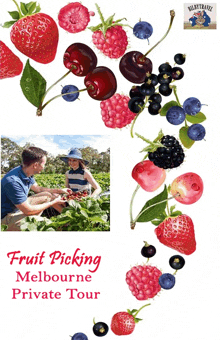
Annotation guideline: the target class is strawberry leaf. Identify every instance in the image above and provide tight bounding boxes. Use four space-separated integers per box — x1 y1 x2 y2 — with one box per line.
20 59 46 108
20 2 28 15
134 318 143 323
27 2 37 14
8 11 20 19
160 101 179 116
170 210 182 217
185 112 206 124
137 185 168 223
179 126 195 149
34 4 41 13
2 20 17 28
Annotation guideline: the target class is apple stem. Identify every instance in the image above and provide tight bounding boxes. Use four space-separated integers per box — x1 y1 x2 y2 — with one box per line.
143 10 175 58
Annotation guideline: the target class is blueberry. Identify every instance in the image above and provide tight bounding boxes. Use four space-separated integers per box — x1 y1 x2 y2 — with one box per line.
61 85 79 102
174 53 186 65
187 124 206 141
71 333 88 340
169 255 185 270
133 21 153 40
183 97 201 115
93 322 109 337
128 97 145 113
166 106 186 125
159 273 175 289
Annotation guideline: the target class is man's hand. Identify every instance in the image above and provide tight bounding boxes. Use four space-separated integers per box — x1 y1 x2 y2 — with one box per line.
52 195 67 205
58 188 72 195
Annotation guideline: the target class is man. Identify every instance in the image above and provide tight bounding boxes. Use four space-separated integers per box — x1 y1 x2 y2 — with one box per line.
1 146 69 231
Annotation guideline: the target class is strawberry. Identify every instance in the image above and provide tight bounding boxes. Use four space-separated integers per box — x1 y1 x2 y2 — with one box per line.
58 2 92 33
155 214 196 255
126 265 162 300
0 41 23 79
100 93 136 128
3 1 59 64
111 304 150 336
88 4 129 59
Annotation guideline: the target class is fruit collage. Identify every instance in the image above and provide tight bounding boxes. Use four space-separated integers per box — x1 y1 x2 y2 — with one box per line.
0 0 220 339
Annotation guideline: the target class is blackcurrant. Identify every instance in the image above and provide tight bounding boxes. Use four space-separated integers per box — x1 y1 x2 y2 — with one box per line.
93 322 109 337
158 62 172 73
159 83 172 96
148 102 161 115
169 255 185 270
141 242 156 258
149 93 162 103
140 83 155 96
145 73 158 86
171 67 184 80
128 97 145 113
129 86 145 99
174 53 186 65
158 72 172 84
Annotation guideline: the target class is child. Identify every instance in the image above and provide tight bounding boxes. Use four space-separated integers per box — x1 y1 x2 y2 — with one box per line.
60 148 102 198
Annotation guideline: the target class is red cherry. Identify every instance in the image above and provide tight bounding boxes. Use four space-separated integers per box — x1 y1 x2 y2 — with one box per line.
84 66 117 100
119 51 153 84
63 43 97 76
132 160 166 192
170 172 203 204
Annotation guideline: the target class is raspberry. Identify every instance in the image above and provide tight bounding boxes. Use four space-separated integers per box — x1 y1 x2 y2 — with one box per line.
100 93 136 128
126 265 162 300
148 135 185 169
58 2 91 33
92 25 128 59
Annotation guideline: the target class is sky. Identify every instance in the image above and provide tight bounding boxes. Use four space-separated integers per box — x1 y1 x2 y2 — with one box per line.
2 135 110 156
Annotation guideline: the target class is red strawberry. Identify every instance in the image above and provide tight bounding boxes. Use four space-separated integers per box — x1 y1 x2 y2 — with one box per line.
58 2 92 33
100 93 136 128
155 214 196 255
126 265 162 300
4 1 59 64
88 4 129 59
111 304 150 336
0 41 23 79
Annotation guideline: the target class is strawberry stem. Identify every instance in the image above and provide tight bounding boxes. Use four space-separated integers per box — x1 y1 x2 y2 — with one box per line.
143 10 175 58
11 0 22 18
133 303 151 318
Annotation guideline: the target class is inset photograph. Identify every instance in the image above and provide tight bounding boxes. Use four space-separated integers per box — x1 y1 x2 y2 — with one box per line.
1 135 110 232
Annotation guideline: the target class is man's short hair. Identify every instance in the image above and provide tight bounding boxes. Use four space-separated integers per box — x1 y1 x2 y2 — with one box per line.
22 147 47 166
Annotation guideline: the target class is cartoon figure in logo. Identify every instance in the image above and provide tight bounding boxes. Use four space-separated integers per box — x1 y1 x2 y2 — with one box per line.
196 11 205 26
202 10 211 26
189 12 200 26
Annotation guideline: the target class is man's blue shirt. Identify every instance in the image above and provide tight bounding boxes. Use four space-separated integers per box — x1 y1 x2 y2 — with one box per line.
1 166 35 219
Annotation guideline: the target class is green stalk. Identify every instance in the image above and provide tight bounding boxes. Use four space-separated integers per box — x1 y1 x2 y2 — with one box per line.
12 0 22 18
133 303 151 318
173 86 181 106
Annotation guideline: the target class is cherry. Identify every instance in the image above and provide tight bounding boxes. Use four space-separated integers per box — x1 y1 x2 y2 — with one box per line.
84 66 117 100
63 43 97 77
119 51 153 84
132 160 166 192
170 172 203 204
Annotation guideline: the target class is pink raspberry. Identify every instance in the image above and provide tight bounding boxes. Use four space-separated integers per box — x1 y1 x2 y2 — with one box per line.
100 93 136 129
126 265 162 300
58 2 91 33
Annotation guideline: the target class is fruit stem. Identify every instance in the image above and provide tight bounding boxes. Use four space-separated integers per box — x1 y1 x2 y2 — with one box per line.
37 87 91 115
131 194 179 229
133 303 151 318
130 184 140 226
143 10 175 57
130 96 149 138
11 0 22 18
41 65 76 104
173 86 181 106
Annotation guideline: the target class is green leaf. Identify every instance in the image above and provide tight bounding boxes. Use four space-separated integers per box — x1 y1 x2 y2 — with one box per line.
20 59 47 108
2 20 17 28
137 185 168 223
160 101 179 116
1 224 8 231
20 2 28 15
185 112 206 124
179 126 195 149
170 210 182 217
34 4 41 13
8 11 19 19
27 2 37 14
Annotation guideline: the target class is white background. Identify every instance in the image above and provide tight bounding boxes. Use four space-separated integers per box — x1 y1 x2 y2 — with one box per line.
0 0 220 339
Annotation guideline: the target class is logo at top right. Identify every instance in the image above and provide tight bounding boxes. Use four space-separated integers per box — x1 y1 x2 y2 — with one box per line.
184 3 217 29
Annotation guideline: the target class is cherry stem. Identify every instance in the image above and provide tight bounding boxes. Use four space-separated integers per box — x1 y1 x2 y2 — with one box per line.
40 87 90 111
143 10 175 58
133 303 151 318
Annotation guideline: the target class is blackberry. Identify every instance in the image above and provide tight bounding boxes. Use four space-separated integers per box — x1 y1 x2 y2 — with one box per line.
148 135 185 169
